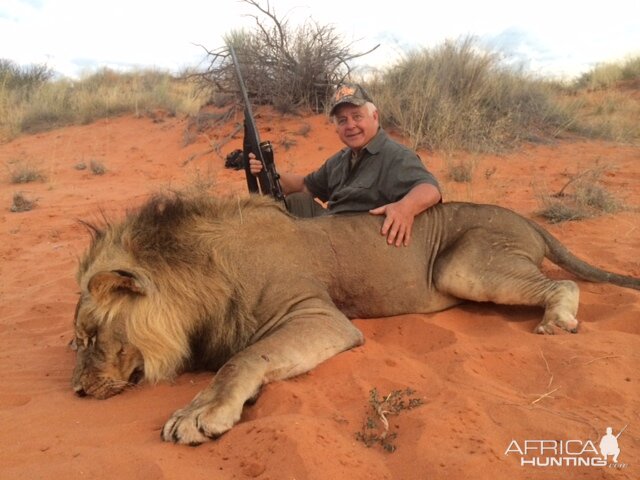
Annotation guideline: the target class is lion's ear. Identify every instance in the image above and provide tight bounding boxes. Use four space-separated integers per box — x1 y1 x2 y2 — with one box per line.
88 270 145 302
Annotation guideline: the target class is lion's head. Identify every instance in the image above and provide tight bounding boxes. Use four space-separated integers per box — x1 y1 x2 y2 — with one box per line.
71 194 266 400
71 272 146 399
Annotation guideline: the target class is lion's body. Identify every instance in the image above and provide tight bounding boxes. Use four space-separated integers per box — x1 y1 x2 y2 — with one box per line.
72 194 640 445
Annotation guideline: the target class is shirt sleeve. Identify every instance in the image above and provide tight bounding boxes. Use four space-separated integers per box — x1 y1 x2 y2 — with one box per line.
303 150 344 202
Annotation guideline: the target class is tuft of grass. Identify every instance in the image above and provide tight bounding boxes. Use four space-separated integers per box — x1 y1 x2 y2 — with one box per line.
279 136 297 151
185 166 216 195
537 166 622 223
89 159 106 175
355 388 424 453
446 159 474 183
294 122 312 137
10 192 37 212
7 160 45 184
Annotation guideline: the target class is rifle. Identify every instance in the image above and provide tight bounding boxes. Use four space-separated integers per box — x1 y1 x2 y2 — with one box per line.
229 46 287 209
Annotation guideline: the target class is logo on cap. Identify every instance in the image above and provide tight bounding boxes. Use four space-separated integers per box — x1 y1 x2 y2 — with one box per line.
333 85 358 103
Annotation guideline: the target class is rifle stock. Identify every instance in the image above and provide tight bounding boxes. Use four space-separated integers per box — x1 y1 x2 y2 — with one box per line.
229 46 287 208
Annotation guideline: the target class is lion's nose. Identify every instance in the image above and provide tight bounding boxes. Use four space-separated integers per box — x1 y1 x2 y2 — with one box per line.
74 387 87 398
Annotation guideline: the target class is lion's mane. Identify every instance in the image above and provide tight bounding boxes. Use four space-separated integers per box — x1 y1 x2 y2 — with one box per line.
77 193 283 382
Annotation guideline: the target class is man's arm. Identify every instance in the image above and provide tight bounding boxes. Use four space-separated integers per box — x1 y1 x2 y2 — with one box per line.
369 182 441 247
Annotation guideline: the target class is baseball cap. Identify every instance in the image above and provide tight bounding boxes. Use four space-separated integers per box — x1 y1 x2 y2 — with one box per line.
329 83 374 116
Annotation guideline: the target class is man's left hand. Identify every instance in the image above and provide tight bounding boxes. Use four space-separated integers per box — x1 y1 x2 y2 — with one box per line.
369 202 415 247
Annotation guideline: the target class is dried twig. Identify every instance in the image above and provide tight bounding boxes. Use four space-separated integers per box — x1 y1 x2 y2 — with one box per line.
585 355 620 365
530 387 560 405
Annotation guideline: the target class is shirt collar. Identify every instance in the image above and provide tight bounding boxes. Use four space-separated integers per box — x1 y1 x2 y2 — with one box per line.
348 128 386 158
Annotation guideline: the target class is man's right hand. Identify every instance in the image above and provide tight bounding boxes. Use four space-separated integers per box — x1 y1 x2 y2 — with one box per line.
248 155 263 176
248 153 306 196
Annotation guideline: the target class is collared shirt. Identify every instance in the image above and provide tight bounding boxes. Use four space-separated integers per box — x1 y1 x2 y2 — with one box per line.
303 128 440 214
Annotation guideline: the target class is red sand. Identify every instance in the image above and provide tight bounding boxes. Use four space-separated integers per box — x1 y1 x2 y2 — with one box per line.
1 109 638 479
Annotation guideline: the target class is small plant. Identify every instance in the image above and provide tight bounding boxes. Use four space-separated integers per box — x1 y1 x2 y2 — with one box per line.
355 387 424 453
444 155 475 183
279 136 297 151
447 162 474 183
10 192 37 212
89 159 106 175
7 159 45 184
537 166 622 223
74 162 87 170
295 122 311 137
186 166 216 194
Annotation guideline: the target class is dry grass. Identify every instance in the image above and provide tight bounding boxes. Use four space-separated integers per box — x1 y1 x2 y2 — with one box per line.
366 37 575 153
2 41 638 153
1 67 207 142
576 55 640 90
536 166 622 223
89 159 107 176
445 156 475 183
554 88 640 143
10 192 37 212
6 158 45 184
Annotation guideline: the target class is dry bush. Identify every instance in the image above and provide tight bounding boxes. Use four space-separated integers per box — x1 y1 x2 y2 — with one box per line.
367 37 574 153
355 388 424 453
6 158 45 184
445 157 475 183
10 192 37 212
537 166 622 223
193 0 376 113
89 159 106 175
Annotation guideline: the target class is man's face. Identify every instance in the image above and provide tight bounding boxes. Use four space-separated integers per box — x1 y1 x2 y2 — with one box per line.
333 103 379 152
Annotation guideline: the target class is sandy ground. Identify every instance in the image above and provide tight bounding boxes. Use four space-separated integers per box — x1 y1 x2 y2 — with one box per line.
1 108 638 480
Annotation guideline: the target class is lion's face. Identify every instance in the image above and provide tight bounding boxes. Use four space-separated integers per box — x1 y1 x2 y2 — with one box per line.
71 295 145 399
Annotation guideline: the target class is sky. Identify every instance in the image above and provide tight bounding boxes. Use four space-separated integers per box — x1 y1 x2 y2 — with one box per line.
1 0 639 80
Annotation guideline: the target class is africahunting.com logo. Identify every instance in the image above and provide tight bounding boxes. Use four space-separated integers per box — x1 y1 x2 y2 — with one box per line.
505 425 628 469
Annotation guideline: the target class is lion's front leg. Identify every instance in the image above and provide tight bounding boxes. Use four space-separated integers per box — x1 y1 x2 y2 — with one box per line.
161 309 363 445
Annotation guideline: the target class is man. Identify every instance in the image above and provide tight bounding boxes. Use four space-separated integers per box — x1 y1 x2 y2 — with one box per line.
250 83 441 246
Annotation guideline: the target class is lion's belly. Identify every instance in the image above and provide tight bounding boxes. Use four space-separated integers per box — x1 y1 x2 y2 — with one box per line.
331 279 461 319
320 231 459 318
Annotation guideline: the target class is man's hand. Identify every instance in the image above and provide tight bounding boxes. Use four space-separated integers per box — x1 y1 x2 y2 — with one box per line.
247 153 306 196
248 155 263 176
369 201 416 247
369 183 441 247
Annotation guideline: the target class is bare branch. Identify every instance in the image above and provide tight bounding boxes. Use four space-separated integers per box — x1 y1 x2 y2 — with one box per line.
191 0 376 112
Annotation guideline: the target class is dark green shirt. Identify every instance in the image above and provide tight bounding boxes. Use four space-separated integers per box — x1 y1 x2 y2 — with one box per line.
304 128 440 214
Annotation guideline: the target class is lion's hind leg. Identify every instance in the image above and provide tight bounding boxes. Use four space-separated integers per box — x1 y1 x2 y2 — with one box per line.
161 303 363 445
433 229 580 334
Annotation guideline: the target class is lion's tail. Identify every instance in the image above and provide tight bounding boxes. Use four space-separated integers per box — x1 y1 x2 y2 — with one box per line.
530 221 640 291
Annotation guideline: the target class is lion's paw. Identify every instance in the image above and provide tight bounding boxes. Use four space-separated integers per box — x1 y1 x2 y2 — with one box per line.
534 314 579 335
161 402 241 445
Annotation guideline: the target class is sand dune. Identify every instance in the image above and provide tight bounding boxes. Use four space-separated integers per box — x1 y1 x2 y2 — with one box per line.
1 109 638 479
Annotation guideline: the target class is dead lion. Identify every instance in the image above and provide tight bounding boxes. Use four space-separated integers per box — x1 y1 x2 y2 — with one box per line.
71 193 639 445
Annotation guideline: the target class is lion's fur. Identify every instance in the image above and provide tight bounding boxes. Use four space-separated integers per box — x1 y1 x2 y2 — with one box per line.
76 194 284 382
72 192 640 442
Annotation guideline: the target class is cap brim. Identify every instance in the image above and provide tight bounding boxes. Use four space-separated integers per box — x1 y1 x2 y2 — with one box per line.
329 97 368 115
